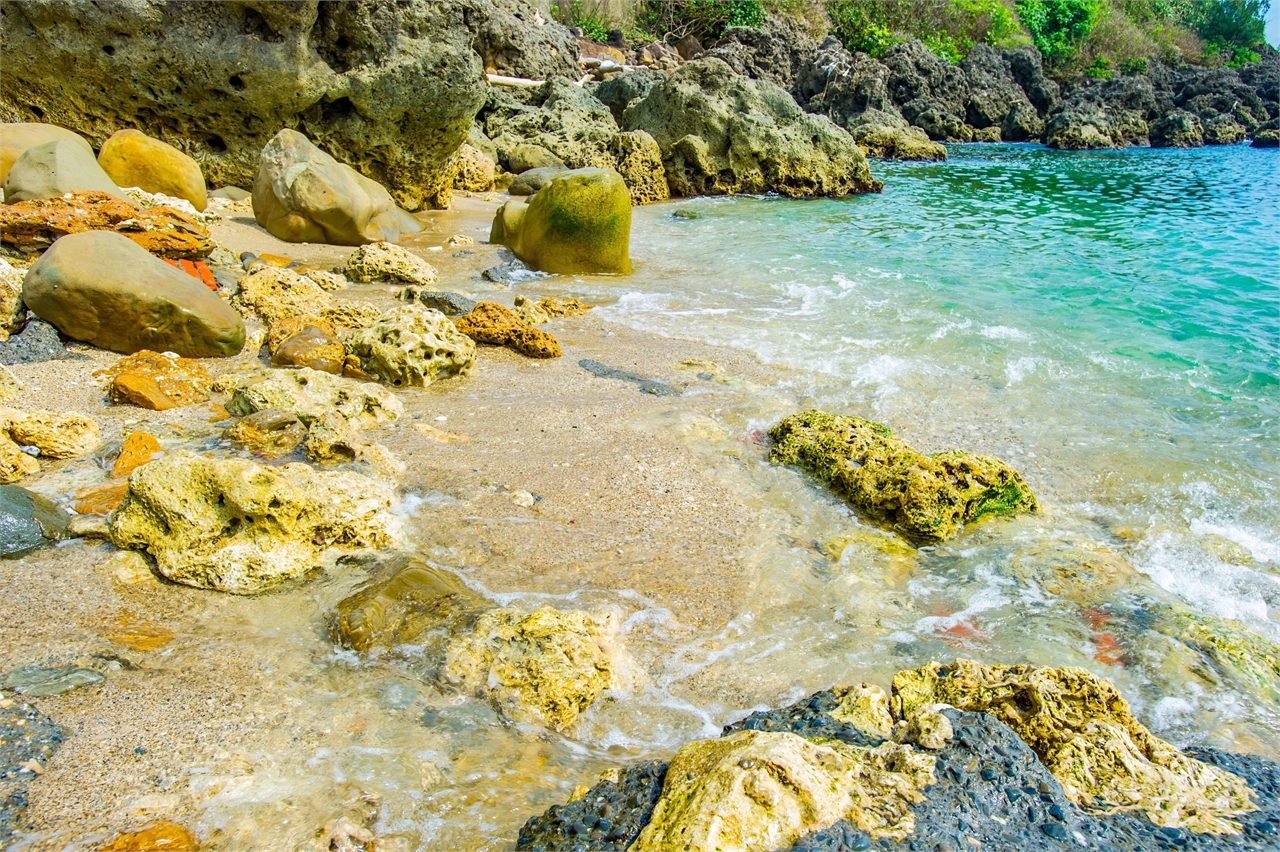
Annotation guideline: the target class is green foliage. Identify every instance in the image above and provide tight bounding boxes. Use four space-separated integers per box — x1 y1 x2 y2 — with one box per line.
633 0 767 42
1015 0 1107 65
824 0 1025 60
1190 0 1269 64
1120 56 1149 73
550 1 613 42
1084 53 1114 75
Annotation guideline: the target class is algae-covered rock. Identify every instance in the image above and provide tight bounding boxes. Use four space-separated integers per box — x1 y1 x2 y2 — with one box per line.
891 659 1256 834
345 304 475 388
453 302 562 359
332 557 486 652
444 605 639 732
830 682 894 740
344 242 438 287
232 267 335 326
491 168 631 274
109 451 398 594
630 730 934 851
222 367 403 430
768 409 1036 541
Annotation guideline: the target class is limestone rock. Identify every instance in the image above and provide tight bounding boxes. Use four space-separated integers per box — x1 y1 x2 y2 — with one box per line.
882 40 970 140
21 231 243 357
1003 46 1060 116
830 682 894 740
0 433 40 483
0 122 92 184
1151 110 1205 148
892 660 1256 834
344 242 438 287
768 409 1036 541
899 705 953 751
105 350 212 410
630 730 935 851
333 557 486 652
512 295 550 325
0 191 215 259
0 484 70 557
491 168 631 275
318 303 384 335
232 267 334 326
444 605 640 731
1204 115 1247 145
266 315 338 355
109 451 398 594
508 166 568 196
623 59 881 199
4 139 125 203
224 408 308 459
223 367 402 430
537 297 592 318
487 79 617 172
453 143 496 192
453 302 561 358
344 304 475 388
252 129 422 246
0 365 22 403
98 128 207 211
960 45 1037 135
1 408 99 458
397 287 477 317
506 143 569 173
610 130 668 205
849 112 947 162
0 260 26 342
302 411 402 476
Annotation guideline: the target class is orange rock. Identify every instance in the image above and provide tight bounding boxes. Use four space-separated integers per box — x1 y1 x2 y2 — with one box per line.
99 611 174 652
453 301 562 358
207 403 230 422
0 191 213 259
163 259 218 292
112 432 163 478
257 253 294 267
73 481 130 514
101 820 198 851
103 351 212 411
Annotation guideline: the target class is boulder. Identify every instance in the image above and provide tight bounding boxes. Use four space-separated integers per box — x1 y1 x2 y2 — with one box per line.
444 605 640 731
105 350 212 410
0 122 91 184
344 242 438 286
892 660 1256 834
506 143 569 173
492 168 630 274
97 128 208 211
1002 101 1044 142
332 556 486 652
0 191 215 260
0 484 70 557
209 186 251 201
1044 76 1158 150
507 166 567 196
110 452 398 594
848 111 947 161
231 267 335 326
397 287 477 317
221 367 402 430
1 408 98 458
1150 110 1205 148
344 304 476 388
610 130 668 204
590 69 662 125
22 231 243 357
252 129 422 246
961 45 1038 135
629 731 935 851
0 1 580 211
224 408 308 458
768 409 1036 541
4 139 125 203
452 143 496 192
623 58 881 198
453 301 561 358
0 261 26 342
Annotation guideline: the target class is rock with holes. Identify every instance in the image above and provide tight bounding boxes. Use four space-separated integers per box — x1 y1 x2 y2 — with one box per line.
109 451 398 594
98 128 208 211
0 261 26 342
221 367 402 430
231 267 335 326
0 408 98 458
344 304 474 388
224 408 308 458
344 242 437 287
453 301 562 358
452 143 496 192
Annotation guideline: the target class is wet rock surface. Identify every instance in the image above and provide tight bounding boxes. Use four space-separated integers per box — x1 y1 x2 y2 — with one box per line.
104 350 212 410
518 761 667 852
344 242 438 287
397 287 478 317
0 484 70 557
579 360 679 397
0 692 63 846
491 168 632 275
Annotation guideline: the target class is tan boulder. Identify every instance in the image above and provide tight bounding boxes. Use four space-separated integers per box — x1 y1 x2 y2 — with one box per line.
103 350 212 410
0 260 26 342
0 434 41 484
4 138 125 203
0 122 91 184
1 408 99 458
344 242 438 287
344 304 475 388
98 129 208 211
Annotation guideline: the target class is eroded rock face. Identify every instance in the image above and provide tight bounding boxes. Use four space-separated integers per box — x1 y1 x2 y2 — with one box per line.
98 128 208 212
892 660 1256 834
623 59 881 199
0 191 215 259
490 168 631 274
222 367 402 429
960 45 1037 134
768 410 1036 541
453 301 562 358
344 304 475 388
610 130 668 204
453 143 496 192
110 452 398 594
0 262 26 342
224 408 308 458
883 41 971 142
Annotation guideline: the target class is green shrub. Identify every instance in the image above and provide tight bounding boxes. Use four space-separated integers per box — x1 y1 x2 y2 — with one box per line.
550 0 613 42
1189 0 1269 64
633 0 767 42
1015 0 1107 65
825 0 1026 61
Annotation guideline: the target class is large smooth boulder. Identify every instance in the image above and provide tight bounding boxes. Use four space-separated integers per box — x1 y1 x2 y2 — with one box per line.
623 59 881 198
490 168 631 274
110 452 398 594
22 231 244 357
4 139 126 203
0 1 581 211
344 304 476 388
252 129 422 246
98 129 208 211
0 122 90 184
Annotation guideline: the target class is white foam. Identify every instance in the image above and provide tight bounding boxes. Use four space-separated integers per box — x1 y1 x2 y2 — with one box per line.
980 325 1030 340
1006 356 1037 386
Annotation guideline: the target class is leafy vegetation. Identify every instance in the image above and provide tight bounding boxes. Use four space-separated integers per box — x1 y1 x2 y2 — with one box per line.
1015 0 1107 64
826 0 1024 62
632 0 768 42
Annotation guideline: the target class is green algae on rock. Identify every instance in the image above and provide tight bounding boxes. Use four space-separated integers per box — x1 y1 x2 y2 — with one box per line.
630 730 935 852
891 659 1256 835
490 168 631 275
333 557 485 653
767 409 1036 542
109 451 399 594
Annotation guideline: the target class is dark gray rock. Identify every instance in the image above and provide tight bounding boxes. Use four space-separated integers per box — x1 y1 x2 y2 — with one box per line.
883 40 971 139
397 287 477 317
0 319 64 366
516 760 666 851
1002 45 1059 116
1151 109 1205 148
578 359 679 396
0 696 63 846
961 44 1038 137
0 484 70 557
701 16 820 95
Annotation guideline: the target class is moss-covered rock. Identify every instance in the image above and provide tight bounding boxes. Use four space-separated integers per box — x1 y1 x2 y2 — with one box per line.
891 659 1256 834
768 409 1036 542
491 168 631 274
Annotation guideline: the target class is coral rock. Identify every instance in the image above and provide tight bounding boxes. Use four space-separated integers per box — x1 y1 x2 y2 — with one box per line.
1 408 98 458
453 143 496 192
222 368 402 430
344 304 475 388
224 409 307 459
344 242 438 287
453 302 562 359
0 191 215 259
231 267 335 325
105 351 212 410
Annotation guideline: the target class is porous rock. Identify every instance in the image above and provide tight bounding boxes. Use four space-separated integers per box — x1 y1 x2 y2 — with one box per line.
224 408 308 459
848 111 947 161
344 242 438 286
301 411 402 476
104 350 211 410
21 231 244 357
0 433 40 484
0 191 215 259
1151 110 1205 148
490 168 631 274
252 129 422 246
109 451 398 594
344 304 475 388
222 367 402 430
231 267 335 325
609 130 668 205
3 139 125 203
453 143 496 192
98 128 207 211
0 261 26 342
768 409 1036 541
0 408 99 458
453 302 562 358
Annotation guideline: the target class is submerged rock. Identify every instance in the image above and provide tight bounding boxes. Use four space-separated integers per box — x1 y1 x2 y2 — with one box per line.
332 557 485 653
302 411 403 477
224 408 308 459
345 304 475 388
492 168 631 275
98 128 207 212
454 302 562 359
110 452 399 594
222 367 403 430
1 665 103 697
0 191 215 259
105 350 212 410
269 321 346 375
344 242 438 287
768 409 1036 542
579 359 679 396
0 484 70 557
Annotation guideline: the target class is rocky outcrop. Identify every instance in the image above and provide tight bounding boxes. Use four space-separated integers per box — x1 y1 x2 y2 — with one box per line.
847 111 948 161
452 143 496 192
490 168 631 274
252 129 422 246
453 302 563 358
344 304 476 388
768 409 1036 541
591 69 663 126
0 191 214 260
110 452 398 594
485 80 619 173
623 59 881 198
344 243 438 287
960 45 1039 141
1 1 581 211
4 139 126 203
701 16 820 95
97 129 208 211
221 367 402 429
1150 109 1205 148
22 231 244 357
1002 46 1060 116
609 130 669 204
883 41 971 142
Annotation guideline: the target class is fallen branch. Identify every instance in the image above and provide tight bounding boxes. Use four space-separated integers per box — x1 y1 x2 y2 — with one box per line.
486 73 544 88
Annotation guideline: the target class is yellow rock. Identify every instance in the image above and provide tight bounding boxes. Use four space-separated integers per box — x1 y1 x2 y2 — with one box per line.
111 432 164 478
231 267 334 325
0 408 99 458
101 820 198 850
830 682 894 739
0 432 40 483
99 129 207 212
